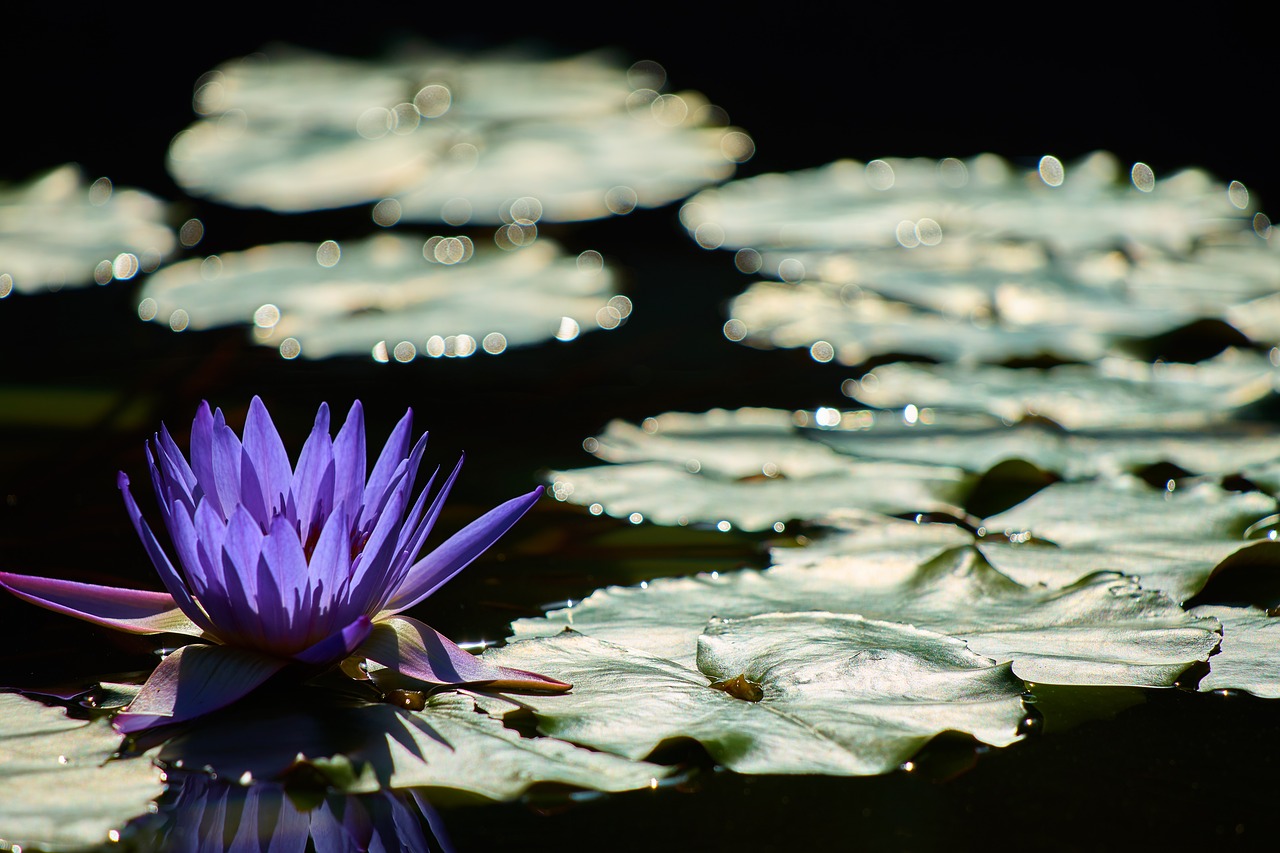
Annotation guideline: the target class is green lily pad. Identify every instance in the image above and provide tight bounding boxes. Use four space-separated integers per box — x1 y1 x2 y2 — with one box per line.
0 165 174 295
485 617 1027 776
981 478 1277 601
1187 606 1280 697
811 417 1280 483
847 349 1278 429
0 692 164 851
156 690 666 801
138 234 623 360
512 544 1220 687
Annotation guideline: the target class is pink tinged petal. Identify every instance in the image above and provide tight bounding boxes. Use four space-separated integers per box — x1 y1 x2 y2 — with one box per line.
380 486 542 616
358 616 569 691
190 402 223 518
291 615 373 666
243 396 293 518
211 422 244 522
118 473 218 636
112 643 286 733
332 401 367 530
360 410 414 530
0 571 205 636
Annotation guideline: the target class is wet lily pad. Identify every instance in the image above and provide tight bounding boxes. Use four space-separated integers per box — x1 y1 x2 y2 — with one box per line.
1187 606 1280 697
0 165 174 295
847 349 1278 429
681 152 1248 256
512 545 1220 687
170 46 747 221
157 691 666 801
0 692 164 851
138 234 622 360
485 617 1027 776
981 477 1277 601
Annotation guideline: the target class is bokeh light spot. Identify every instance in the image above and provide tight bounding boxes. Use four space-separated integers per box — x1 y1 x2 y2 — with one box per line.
413 84 452 118
94 260 113 285
372 198 402 227
112 253 139 280
88 177 113 206
577 250 604 272
605 185 639 215
393 341 417 362
137 297 157 320
169 309 190 332
253 303 280 328
865 160 895 190
1131 162 1156 192
723 319 747 341
279 337 301 359
1229 180 1250 209
482 332 507 354
810 340 835 362
179 218 204 248
720 131 755 163
316 240 341 267
1039 155 1065 187
734 248 762 274
695 222 725 249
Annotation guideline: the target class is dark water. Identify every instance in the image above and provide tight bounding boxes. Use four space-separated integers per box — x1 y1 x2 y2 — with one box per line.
4 9 1280 851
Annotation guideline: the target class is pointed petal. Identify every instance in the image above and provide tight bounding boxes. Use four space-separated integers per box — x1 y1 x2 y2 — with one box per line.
238 449 271 531
381 487 542 615
243 396 293 519
113 643 286 732
211 421 244 522
291 615 373 666
361 409 414 530
332 401 367 528
118 472 218 636
358 616 569 691
346 467 410 610
0 571 204 636
220 505 267 646
190 402 223 518
291 403 334 539
261 514 311 640
306 501 352 635
379 458 460 606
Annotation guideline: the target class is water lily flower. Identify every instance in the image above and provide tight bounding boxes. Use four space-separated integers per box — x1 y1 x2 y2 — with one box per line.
0 398 568 732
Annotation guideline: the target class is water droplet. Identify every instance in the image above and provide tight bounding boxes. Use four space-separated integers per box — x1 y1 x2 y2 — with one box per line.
1131 162 1155 192
179 218 204 248
1038 155 1065 187
1228 180 1249 209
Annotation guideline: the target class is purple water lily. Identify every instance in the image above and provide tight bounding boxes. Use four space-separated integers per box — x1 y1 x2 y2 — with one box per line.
0 397 568 732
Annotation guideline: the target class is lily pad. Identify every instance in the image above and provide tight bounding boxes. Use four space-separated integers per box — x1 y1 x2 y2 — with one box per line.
0 165 174 295
512 545 1220 687
846 349 1278 429
170 46 747 221
981 477 1277 601
485 617 1027 776
138 234 623 360
681 152 1248 257
0 692 164 851
156 690 667 801
1187 606 1280 697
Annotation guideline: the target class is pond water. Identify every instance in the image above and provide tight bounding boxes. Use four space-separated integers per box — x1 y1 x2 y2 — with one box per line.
3 11 1280 852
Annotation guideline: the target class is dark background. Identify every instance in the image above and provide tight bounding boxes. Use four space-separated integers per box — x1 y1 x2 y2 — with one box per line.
3 5 1279 850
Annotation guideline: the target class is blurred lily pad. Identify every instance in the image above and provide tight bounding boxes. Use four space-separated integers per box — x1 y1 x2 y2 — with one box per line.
138 233 623 360
512 545 1220 687
0 165 174 295
981 477 1277 601
846 349 1278 429
0 692 164 851
1187 606 1280 697
681 151 1248 257
170 46 747 221
485 617 1027 776
157 690 667 801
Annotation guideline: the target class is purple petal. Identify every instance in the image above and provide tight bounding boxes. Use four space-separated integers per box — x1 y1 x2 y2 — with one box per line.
243 396 293 518
305 501 352 634
190 402 223 518
291 403 334 540
211 420 244 522
345 467 410 611
238 448 271 530
380 487 542 615
118 473 218 636
220 506 267 646
113 643 286 732
361 409 414 531
379 458 460 606
0 571 205 636
291 615 373 666
332 401 367 528
261 514 311 643
358 616 569 691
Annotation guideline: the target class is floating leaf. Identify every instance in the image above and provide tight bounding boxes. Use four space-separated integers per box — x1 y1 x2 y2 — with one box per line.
512 544 1219 687
157 691 666 801
982 478 1276 601
1188 606 1280 697
0 693 164 851
847 349 1277 429
0 165 174 295
170 46 746 221
485 618 1027 776
138 234 622 360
